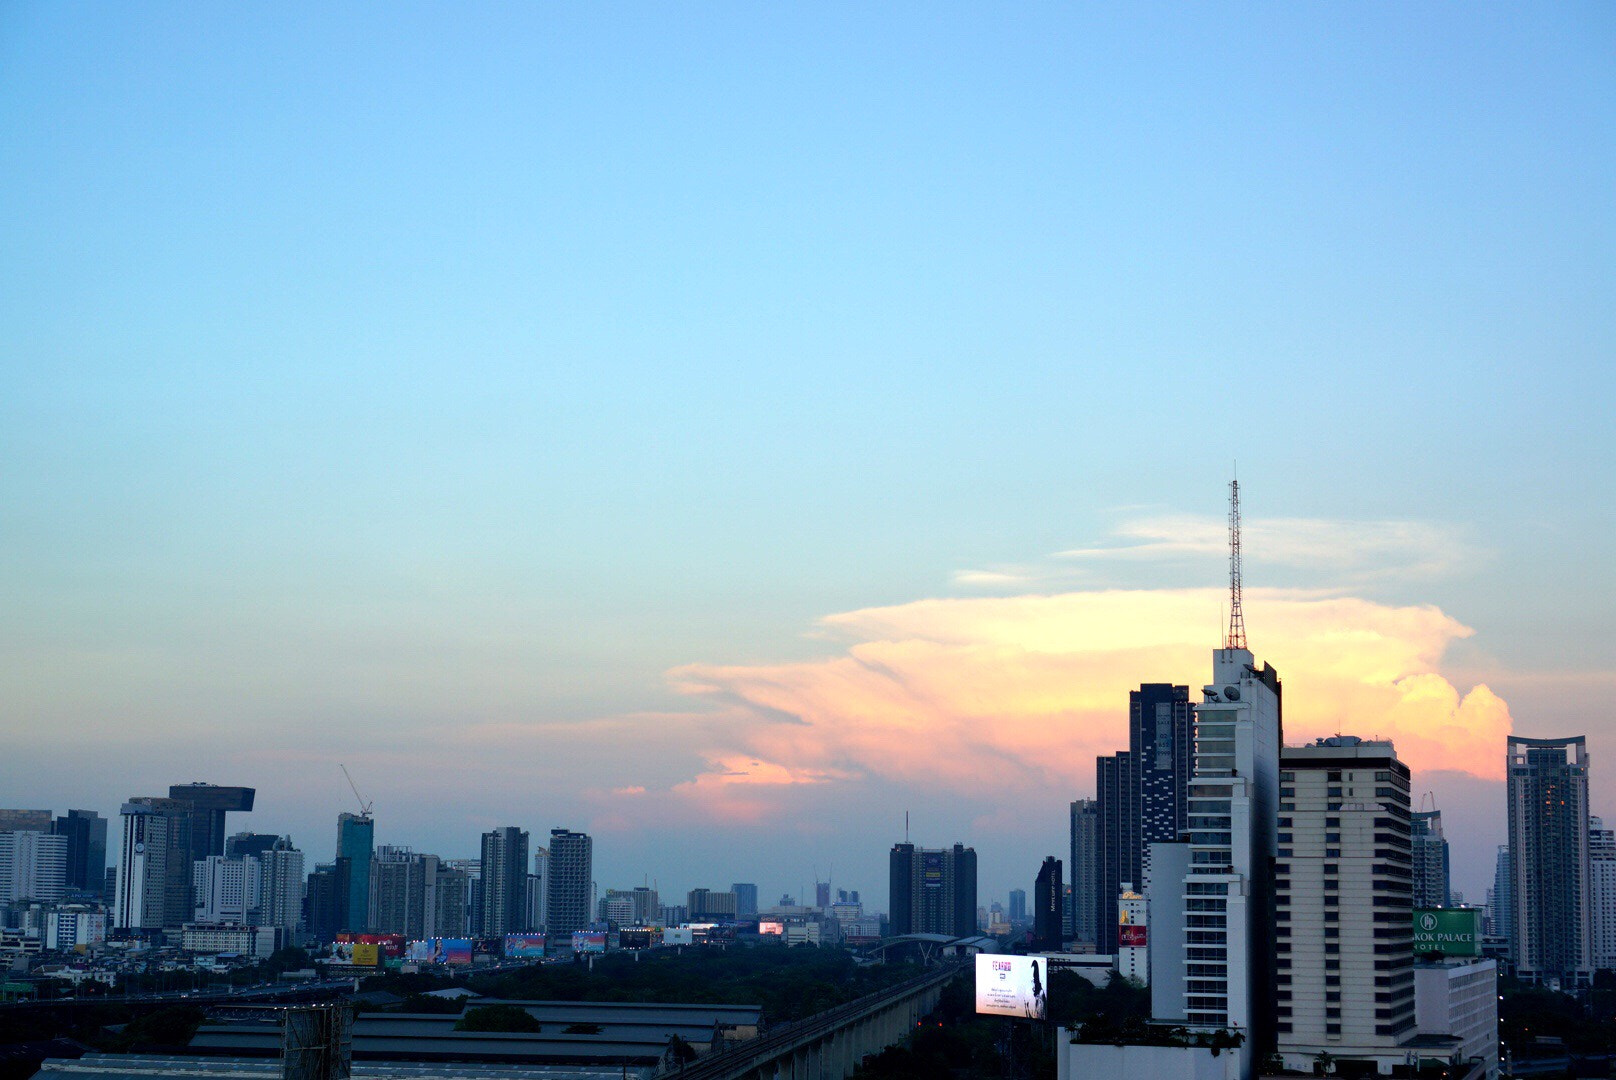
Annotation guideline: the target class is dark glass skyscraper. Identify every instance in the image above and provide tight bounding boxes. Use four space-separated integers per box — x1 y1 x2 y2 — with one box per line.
1068 799 1099 946
54 809 107 895
336 813 374 933
1034 856 1062 951
480 826 530 936
1094 684 1194 951
1506 735 1594 987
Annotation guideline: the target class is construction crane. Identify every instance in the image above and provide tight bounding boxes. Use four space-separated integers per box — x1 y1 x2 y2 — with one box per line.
340 764 373 818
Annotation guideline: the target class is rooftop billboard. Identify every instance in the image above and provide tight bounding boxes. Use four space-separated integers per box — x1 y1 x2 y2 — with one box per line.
1413 908 1480 957
504 933 547 958
975 954 1046 1020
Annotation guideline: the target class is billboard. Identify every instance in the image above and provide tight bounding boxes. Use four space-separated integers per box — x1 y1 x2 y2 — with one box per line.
758 921 785 936
975 954 1047 1019
504 933 547 957
618 928 662 950
1119 924 1147 948
1413 908 1480 956
350 943 380 967
405 940 433 962
424 938 473 964
663 927 694 946
572 931 607 954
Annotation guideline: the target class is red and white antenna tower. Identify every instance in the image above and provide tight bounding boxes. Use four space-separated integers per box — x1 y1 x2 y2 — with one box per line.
1226 479 1247 650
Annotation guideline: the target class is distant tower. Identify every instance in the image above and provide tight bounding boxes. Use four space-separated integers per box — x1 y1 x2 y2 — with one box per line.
54 810 108 895
480 826 531 937
115 797 195 929
1411 799 1452 908
1068 799 1099 946
1034 858 1063 951
545 829 593 940
888 842 977 937
730 882 759 918
1506 735 1594 987
335 813 374 933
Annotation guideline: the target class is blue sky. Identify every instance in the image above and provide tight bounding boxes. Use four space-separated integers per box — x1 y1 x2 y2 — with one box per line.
2 4 1612 908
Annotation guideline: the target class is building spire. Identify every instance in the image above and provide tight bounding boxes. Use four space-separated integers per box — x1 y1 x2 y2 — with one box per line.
1226 478 1246 650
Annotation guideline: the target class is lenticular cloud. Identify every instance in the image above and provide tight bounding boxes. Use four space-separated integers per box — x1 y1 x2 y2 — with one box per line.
666 588 1510 814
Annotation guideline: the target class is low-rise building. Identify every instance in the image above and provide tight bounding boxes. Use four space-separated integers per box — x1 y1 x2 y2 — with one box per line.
1414 958 1498 1080
180 923 283 957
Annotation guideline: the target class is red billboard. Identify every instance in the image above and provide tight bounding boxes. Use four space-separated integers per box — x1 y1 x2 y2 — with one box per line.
1119 924 1147 948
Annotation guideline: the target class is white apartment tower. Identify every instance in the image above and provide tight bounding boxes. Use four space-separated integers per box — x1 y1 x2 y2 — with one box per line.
1590 817 1616 972
258 837 304 932
115 801 172 930
1274 737 1417 1070
0 831 68 903
192 854 262 924
1148 482 1282 1080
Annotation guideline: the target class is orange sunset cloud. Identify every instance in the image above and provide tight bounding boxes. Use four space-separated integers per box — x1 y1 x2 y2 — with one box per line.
663 588 1510 818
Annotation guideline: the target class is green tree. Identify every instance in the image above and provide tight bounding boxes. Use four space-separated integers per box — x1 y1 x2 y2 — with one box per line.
455 1004 543 1033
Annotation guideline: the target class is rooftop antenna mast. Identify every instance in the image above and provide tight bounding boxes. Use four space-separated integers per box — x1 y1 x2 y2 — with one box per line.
1226 478 1247 650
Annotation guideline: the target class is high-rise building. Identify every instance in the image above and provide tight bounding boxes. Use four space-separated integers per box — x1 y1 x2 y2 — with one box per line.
1008 888 1027 922
1505 735 1594 987
688 888 739 920
1273 737 1416 1069
815 881 831 909
371 847 427 938
336 812 374 933
53 810 108 895
1411 808 1451 909
115 797 194 929
888 842 976 938
1589 817 1616 972
258 837 304 933
545 829 592 940
629 885 659 925
1068 799 1099 947
0 830 68 903
529 848 549 931
305 861 348 942
429 859 469 938
444 857 483 932
1490 847 1513 948
480 827 530 937
1095 750 1134 953
601 889 636 926
1133 684 1196 875
167 784 255 863
1095 683 1196 952
1034 858 1062 951
192 854 262 924
1148 643 1283 1076
732 882 758 919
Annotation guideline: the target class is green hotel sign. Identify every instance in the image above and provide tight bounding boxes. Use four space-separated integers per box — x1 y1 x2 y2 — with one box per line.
1413 907 1480 956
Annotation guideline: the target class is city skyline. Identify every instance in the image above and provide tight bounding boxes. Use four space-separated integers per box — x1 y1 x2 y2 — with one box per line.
3 5 1613 910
